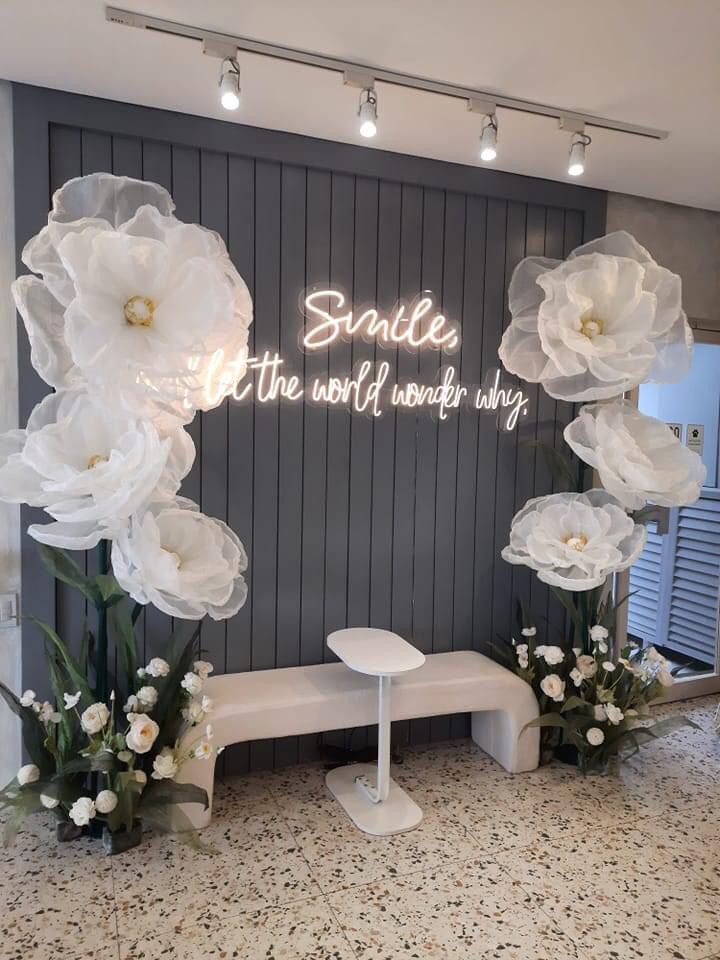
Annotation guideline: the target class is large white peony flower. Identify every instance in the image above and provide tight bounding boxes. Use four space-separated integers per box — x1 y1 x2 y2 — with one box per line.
13 173 253 426
501 489 646 591
0 389 193 549
499 231 692 401
564 400 706 510
111 497 248 621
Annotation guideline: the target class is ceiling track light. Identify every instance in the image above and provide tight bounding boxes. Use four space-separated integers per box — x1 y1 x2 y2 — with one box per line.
344 71 378 140
560 116 591 177
469 99 498 163
219 57 241 111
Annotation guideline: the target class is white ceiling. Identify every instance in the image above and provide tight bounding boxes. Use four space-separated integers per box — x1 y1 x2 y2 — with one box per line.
1 0 719 210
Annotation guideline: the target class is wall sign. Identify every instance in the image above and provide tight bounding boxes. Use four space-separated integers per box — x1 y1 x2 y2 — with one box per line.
206 289 530 431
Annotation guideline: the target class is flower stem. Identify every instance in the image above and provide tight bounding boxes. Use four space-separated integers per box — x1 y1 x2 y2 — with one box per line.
95 540 110 703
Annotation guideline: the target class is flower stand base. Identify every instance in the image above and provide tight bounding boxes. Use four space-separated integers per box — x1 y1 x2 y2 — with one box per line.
102 821 142 855
554 743 580 767
56 819 83 842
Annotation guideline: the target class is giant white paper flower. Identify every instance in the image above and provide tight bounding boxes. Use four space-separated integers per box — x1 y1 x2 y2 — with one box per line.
501 489 646 590
564 400 706 510
111 497 248 620
0 390 193 549
499 231 692 401
13 173 175 390
13 173 253 425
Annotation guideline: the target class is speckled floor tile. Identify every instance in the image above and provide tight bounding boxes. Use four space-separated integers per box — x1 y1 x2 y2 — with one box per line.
328 856 579 959
273 763 486 893
112 794 322 940
118 894 354 959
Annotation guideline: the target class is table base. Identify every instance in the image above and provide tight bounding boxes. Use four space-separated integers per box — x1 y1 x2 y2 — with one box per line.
326 763 423 836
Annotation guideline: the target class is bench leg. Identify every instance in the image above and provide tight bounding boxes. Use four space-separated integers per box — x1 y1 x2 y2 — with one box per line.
176 752 217 830
471 708 539 773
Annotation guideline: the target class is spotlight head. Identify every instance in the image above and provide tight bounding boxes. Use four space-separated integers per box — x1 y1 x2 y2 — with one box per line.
358 87 378 138
568 132 591 177
219 58 240 111
479 115 498 162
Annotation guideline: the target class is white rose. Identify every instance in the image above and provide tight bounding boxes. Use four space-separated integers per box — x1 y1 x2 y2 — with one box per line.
151 747 178 780
606 704 624 725
80 702 110 735
658 667 674 687
19 690 36 708
145 657 170 678
540 674 565 703
95 789 118 814
502 490 646 591
565 401 706 511
521 626 536 638
570 668 583 688
123 695 139 713
17 763 40 786
593 704 607 721
112 498 248 621
136 686 158 710
194 740 212 760
589 625 609 644
516 643 529 658
181 672 203 697
576 655 597 679
40 793 60 809
0 389 192 550
518 653 529 669
69 796 96 826
586 727 606 746
201 696 213 713
126 714 160 754
193 660 214 680
602 661 616 673
645 647 665 664
184 701 206 724
499 231 692 402
63 691 81 709
38 701 62 724
541 646 564 666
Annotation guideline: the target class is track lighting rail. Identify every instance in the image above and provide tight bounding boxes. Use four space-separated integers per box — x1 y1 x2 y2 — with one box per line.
106 6 668 142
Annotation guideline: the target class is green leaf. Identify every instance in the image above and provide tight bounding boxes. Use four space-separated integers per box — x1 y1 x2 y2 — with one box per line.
36 544 103 607
560 695 591 713
522 712 569 733
139 803 216 853
26 617 93 705
140 780 209 810
60 751 116 775
0 681 54 774
94 574 126 607
550 587 583 633
109 600 139 694
152 623 202 753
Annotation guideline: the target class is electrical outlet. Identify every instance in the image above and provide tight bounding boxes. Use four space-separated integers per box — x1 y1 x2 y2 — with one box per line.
0 593 18 627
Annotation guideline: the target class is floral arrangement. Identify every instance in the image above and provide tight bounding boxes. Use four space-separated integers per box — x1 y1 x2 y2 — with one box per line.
0 173 252 851
496 231 704 770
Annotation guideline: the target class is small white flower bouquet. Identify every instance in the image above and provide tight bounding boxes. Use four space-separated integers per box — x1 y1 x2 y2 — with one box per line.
0 583 221 852
500 607 695 771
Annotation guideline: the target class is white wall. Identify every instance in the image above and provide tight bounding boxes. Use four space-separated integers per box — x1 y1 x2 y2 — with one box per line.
0 79 21 785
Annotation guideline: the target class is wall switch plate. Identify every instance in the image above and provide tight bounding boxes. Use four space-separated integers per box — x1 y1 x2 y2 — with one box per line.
0 593 18 627
687 423 704 456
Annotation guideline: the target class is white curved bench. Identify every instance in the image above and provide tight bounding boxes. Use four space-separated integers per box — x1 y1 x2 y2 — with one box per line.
177 649 539 829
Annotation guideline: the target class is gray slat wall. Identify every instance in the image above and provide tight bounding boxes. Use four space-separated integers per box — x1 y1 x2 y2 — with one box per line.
13 84 606 772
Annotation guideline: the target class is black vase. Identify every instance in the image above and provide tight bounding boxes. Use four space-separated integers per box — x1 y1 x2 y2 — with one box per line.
554 743 580 766
102 820 142 855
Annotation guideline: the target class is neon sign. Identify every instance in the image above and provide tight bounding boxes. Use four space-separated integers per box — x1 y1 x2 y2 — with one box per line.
205 290 529 431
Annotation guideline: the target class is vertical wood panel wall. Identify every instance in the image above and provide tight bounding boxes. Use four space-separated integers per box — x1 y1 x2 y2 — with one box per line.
13 85 606 772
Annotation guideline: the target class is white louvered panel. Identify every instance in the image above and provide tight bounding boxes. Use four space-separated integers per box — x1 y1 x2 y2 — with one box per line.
627 524 663 645
666 495 720 666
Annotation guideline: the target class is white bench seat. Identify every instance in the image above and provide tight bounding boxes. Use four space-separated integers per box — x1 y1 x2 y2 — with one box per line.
178 650 539 828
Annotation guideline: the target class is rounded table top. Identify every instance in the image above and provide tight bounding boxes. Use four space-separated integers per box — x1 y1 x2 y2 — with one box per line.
327 628 426 677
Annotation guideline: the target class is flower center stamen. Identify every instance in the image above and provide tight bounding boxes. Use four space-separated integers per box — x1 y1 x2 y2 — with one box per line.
87 454 109 470
580 313 604 339
164 549 182 569
124 295 155 327
563 533 588 551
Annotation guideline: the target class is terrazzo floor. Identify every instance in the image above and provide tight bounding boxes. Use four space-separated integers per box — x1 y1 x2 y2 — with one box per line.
2 695 719 960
